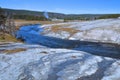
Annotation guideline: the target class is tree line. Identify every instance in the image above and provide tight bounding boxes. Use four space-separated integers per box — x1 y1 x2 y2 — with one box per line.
14 15 48 21
97 14 120 19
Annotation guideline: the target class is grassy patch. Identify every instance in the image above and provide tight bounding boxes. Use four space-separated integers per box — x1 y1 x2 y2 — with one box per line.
45 24 80 37
3 48 26 54
0 33 18 42
15 19 63 29
0 42 10 45
51 25 79 33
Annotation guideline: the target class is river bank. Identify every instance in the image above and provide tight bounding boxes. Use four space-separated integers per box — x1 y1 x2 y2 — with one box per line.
16 23 120 59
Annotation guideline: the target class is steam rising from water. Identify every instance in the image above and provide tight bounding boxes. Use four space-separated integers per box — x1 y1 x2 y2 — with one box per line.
44 12 49 19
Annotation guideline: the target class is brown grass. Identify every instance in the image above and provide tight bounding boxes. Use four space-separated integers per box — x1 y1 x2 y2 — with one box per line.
45 25 80 37
0 42 10 45
0 33 18 42
51 25 79 33
3 48 26 54
15 19 63 29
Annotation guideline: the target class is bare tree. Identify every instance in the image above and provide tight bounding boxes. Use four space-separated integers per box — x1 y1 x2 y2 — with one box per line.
0 7 6 39
5 12 16 36
0 7 16 39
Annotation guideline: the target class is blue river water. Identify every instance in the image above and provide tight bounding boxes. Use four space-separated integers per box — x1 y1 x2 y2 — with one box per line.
16 24 78 48
16 24 43 43
16 24 120 58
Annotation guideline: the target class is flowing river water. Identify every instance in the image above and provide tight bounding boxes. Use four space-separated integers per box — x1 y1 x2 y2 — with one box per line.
16 24 120 59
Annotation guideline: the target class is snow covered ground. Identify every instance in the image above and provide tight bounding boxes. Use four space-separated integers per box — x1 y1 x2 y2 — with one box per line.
42 19 120 44
0 19 120 80
0 42 120 80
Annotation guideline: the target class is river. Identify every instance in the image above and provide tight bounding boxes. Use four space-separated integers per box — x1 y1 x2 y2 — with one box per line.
16 24 120 59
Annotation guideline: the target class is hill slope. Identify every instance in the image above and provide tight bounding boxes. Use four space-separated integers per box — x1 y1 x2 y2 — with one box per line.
3 8 103 20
